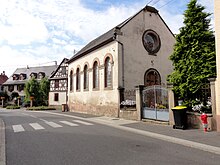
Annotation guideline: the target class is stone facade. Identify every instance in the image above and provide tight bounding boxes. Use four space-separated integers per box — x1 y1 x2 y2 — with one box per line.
67 6 175 118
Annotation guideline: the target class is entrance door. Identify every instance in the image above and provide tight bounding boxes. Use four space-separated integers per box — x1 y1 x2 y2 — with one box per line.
142 69 169 121
142 85 169 121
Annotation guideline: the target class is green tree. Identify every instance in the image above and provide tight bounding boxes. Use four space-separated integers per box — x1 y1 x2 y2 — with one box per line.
39 77 50 105
24 77 40 104
24 77 50 106
168 0 216 106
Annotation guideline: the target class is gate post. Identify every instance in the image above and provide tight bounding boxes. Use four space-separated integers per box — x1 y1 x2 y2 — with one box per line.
208 78 217 131
167 83 175 125
135 85 145 121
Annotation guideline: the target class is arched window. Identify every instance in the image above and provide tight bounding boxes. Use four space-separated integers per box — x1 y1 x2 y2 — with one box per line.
104 57 112 88
144 69 161 86
93 61 99 89
76 68 80 91
70 70 73 91
84 65 89 90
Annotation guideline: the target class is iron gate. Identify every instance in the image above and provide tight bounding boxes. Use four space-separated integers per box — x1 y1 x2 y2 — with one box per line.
142 85 169 121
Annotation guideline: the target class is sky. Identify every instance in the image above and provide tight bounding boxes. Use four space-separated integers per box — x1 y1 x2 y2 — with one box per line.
0 0 214 77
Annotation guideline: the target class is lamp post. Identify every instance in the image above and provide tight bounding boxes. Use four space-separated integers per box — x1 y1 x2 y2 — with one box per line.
30 96 34 107
1 97 5 107
17 96 20 106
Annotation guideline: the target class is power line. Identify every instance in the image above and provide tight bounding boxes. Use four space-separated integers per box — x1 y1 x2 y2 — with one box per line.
158 0 176 9
151 0 161 6
147 0 155 5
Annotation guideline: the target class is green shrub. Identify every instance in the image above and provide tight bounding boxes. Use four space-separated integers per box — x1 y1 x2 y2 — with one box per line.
6 105 21 109
26 106 56 111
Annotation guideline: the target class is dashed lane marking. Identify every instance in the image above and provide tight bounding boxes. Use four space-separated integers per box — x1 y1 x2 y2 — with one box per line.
73 120 94 126
59 121 79 126
45 121 63 128
12 125 25 133
29 123 45 130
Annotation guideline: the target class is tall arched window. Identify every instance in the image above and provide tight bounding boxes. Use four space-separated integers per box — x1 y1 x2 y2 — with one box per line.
70 70 73 91
144 69 161 86
93 61 99 89
84 65 89 90
104 57 112 88
76 68 80 91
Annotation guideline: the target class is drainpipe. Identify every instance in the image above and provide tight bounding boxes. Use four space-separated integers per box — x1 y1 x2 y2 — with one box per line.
114 28 125 118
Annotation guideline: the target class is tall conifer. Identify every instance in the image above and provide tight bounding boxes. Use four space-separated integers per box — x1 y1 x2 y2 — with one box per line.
168 0 216 105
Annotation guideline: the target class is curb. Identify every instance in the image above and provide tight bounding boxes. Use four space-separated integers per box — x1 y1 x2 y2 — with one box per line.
0 118 6 165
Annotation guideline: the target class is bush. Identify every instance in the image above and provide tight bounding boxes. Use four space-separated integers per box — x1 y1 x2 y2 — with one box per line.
26 106 56 111
6 105 20 109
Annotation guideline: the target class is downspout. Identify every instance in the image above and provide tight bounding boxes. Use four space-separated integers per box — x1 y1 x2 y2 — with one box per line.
113 27 125 88
113 27 125 118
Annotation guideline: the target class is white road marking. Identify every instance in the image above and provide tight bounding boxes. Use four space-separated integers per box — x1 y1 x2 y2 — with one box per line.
45 121 62 128
12 125 25 133
73 120 94 126
29 123 45 130
60 121 78 126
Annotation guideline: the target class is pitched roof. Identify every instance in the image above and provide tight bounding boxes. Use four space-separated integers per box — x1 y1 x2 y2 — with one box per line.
3 65 57 85
68 5 159 63
50 58 69 79
0 74 8 85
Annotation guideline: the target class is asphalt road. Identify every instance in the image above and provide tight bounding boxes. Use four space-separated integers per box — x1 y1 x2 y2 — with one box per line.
1 109 220 165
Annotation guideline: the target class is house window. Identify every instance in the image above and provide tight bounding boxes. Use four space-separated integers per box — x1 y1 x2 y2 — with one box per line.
93 61 99 89
104 57 112 88
144 69 161 86
19 74 26 80
84 65 89 90
54 93 59 101
76 68 80 91
13 74 19 80
38 72 45 79
142 30 161 54
70 70 73 91
61 66 66 74
8 85 14 92
17 84 24 92
55 80 59 88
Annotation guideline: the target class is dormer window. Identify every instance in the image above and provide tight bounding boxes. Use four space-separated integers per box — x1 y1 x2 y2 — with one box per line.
38 72 45 79
30 72 37 78
19 73 26 80
13 74 19 80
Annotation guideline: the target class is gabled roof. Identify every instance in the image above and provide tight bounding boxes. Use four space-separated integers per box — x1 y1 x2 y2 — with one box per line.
0 74 8 85
3 65 57 85
68 5 161 63
50 58 69 79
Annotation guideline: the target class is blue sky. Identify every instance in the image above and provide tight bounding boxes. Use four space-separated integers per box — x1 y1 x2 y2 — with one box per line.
0 0 214 77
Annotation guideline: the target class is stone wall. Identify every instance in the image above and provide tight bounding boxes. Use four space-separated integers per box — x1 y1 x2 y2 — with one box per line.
187 112 215 131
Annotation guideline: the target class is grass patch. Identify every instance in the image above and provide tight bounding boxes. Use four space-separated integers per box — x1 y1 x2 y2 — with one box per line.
26 106 56 111
6 105 21 109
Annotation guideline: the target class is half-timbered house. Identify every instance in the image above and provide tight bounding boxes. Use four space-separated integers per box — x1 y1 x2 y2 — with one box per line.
49 58 69 106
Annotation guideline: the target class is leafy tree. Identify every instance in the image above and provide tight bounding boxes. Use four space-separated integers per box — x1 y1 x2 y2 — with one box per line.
11 92 19 100
39 77 50 105
168 0 216 106
24 77 40 104
0 91 9 101
24 77 50 106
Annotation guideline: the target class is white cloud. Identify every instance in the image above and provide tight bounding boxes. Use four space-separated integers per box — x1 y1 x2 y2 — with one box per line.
0 2 48 45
